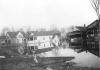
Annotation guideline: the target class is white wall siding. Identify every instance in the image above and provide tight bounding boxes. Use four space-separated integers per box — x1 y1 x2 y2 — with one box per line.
16 32 23 44
38 42 53 49
27 35 53 49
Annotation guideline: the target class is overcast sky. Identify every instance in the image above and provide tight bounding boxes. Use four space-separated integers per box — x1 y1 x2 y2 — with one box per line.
0 0 98 32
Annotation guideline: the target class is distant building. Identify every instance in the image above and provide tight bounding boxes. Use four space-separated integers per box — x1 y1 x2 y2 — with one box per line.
5 31 28 54
86 20 99 49
68 25 87 47
86 20 99 41
71 25 86 32
68 19 99 49
6 31 27 45
27 31 59 50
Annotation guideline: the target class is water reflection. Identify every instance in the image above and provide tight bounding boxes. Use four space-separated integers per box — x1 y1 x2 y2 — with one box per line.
42 41 100 68
69 41 99 57
43 46 99 68
68 41 100 68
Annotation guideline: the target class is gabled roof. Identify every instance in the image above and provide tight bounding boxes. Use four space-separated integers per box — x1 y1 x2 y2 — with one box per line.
7 31 28 38
69 31 84 34
87 20 99 29
21 32 29 38
34 47 54 54
7 32 19 38
75 26 86 31
27 31 59 36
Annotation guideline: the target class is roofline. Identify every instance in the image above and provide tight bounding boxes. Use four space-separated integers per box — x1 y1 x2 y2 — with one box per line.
15 31 24 38
86 20 99 28
6 32 11 39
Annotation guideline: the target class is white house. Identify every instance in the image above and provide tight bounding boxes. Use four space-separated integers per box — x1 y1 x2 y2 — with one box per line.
27 31 59 50
6 31 27 45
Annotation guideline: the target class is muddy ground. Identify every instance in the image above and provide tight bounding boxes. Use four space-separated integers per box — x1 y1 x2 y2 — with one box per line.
0 56 99 70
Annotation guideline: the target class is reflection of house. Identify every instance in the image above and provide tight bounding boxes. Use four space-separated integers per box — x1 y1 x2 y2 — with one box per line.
86 20 99 41
6 31 27 46
27 31 58 50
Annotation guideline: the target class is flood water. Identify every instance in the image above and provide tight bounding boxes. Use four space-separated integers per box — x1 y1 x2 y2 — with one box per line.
43 45 100 68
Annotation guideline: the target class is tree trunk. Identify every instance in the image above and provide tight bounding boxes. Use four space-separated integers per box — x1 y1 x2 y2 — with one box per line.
99 17 100 52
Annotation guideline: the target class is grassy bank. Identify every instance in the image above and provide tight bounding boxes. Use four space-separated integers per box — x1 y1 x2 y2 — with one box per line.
0 56 99 70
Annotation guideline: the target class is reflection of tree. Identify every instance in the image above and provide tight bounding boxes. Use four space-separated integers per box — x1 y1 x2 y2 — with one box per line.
51 42 61 56
60 28 67 41
52 47 60 57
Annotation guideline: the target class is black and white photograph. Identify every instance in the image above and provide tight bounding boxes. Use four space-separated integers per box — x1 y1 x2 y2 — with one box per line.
0 0 100 70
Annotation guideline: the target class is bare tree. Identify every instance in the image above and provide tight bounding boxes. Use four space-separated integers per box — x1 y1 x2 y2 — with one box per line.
25 25 32 31
89 0 100 19
19 28 24 32
49 24 59 31
11 26 16 32
1 27 10 36
38 28 46 32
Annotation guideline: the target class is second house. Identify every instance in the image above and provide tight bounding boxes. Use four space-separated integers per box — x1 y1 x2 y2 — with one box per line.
27 31 58 50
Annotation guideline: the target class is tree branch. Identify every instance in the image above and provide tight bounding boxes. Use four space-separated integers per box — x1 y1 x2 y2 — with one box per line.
89 0 100 19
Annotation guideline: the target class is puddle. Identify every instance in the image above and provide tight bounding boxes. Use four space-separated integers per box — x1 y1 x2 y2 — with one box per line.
42 48 100 68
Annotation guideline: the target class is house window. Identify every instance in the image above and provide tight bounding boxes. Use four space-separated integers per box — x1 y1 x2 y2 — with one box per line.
35 46 38 49
31 46 38 50
19 35 22 38
97 29 98 32
8 40 10 44
43 37 45 40
31 46 34 49
5 40 7 43
17 39 19 43
30 37 33 41
34 37 37 40
50 43 51 46
24 39 26 42
44 44 45 47
49 37 51 39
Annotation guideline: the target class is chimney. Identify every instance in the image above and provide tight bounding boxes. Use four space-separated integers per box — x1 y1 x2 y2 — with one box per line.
84 24 86 27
